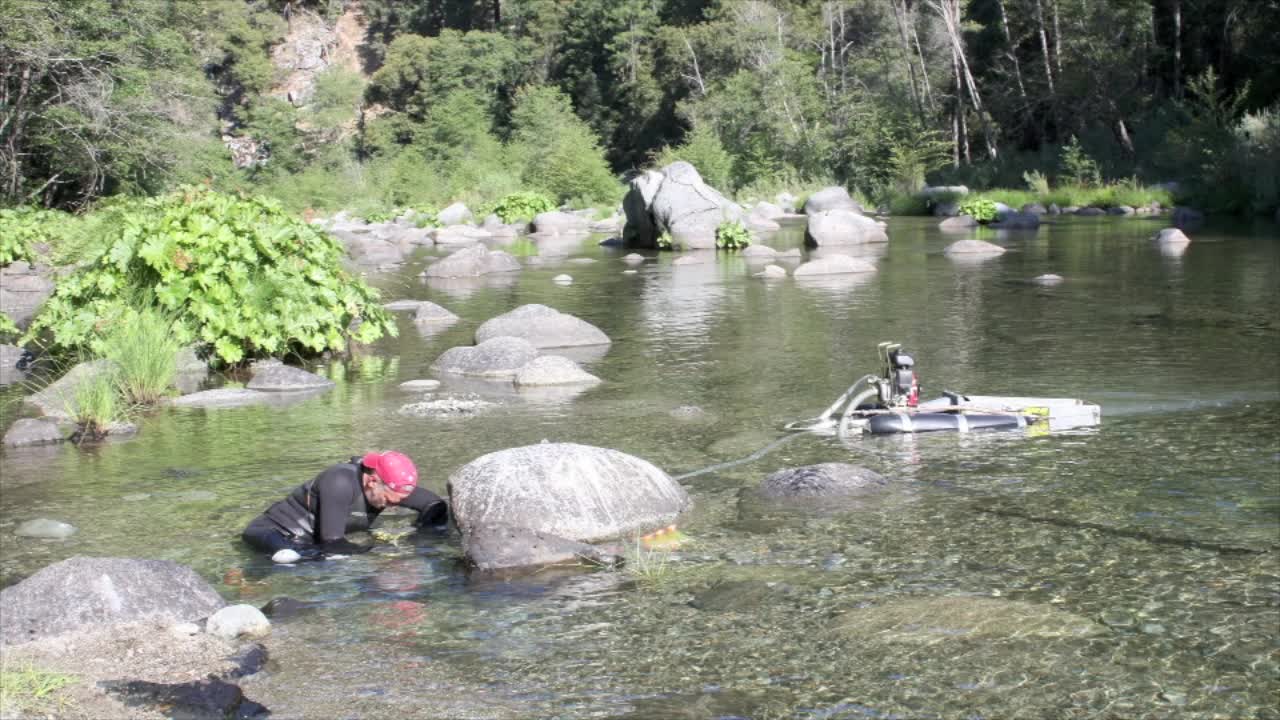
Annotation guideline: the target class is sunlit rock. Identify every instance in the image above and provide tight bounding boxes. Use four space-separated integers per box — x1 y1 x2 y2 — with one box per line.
413 301 459 326
755 264 787 279
206 604 271 640
246 365 334 392
794 255 877 276
1033 273 1065 286
437 202 473 226
803 186 863 215
532 211 590 235
474 304 610 348
3 418 65 447
944 239 1006 255
433 336 539 379
24 359 119 419
463 522 621 571
399 379 441 392
513 355 601 387
449 442 690 544
804 209 889 246
425 244 520 277
0 557 225 645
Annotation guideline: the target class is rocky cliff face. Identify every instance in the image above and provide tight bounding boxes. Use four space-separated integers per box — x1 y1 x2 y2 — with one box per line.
269 1 368 107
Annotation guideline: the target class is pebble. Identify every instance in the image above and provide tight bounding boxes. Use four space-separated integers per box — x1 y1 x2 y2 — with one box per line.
15 519 77 539
272 549 301 564
206 604 271 640
1141 623 1166 635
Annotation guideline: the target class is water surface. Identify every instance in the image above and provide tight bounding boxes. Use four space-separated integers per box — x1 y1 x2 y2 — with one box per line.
2 215 1278 718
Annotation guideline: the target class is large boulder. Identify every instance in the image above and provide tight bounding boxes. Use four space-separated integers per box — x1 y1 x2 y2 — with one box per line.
990 211 1041 229
803 186 862 215
938 215 978 232
474 304 610 348
414 301 460 326
1155 227 1191 247
0 557 225 646
448 442 690 544
531 211 590 236
1 343 28 385
246 364 334 392
804 210 888 246
424 244 521 278
433 225 494 246
623 162 742 249
760 463 888 498
437 202 474 226
463 523 621 572
431 336 539 379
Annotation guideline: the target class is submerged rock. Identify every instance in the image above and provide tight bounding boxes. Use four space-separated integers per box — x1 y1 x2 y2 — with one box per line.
449 442 690 543
793 255 877 276
425 244 520 277
1033 274 1065 286
3 418 65 447
760 463 889 499
398 396 495 417
15 518 78 539
399 379 441 392
755 264 787 279
170 388 271 409
1155 227 1191 247
833 596 1105 644
413 300 460 325
463 523 621 571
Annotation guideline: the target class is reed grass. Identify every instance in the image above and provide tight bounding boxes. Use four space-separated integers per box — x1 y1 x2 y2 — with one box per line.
99 307 181 405
0 664 76 717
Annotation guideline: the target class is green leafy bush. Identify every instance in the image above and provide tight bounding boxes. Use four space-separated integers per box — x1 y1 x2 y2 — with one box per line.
362 209 396 223
0 313 18 340
657 231 673 250
411 206 439 228
24 187 396 365
714 220 751 250
488 192 555 224
0 207 72 264
958 198 999 224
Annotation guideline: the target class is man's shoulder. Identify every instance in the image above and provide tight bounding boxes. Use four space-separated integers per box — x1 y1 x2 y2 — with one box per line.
313 461 360 492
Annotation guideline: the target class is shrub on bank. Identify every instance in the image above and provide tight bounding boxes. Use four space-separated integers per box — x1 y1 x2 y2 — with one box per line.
23 187 396 365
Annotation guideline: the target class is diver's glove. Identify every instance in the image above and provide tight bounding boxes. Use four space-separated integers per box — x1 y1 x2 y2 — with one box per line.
320 538 373 557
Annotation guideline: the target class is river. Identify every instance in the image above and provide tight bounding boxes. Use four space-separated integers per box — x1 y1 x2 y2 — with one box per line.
2 214 1277 718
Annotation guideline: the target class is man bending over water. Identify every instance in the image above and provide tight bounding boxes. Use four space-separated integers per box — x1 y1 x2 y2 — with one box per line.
242 451 447 563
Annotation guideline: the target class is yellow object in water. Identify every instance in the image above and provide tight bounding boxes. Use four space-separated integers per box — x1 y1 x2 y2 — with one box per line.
371 528 414 546
640 525 689 550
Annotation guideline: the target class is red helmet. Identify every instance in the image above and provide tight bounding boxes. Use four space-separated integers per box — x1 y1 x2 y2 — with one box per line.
362 451 418 493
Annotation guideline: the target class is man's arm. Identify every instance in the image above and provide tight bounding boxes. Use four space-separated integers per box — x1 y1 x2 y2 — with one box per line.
399 487 449 527
312 468 358 543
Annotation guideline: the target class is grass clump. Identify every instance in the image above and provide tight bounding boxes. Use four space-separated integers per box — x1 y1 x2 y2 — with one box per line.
68 364 124 442
0 665 76 717
98 307 182 405
622 539 676 589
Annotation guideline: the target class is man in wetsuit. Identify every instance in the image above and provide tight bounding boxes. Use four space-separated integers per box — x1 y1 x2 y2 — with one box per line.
242 451 447 563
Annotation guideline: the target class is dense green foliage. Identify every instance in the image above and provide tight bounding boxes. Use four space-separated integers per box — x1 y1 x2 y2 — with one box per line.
23 188 396 365
3 0 1278 216
714 220 751 250
488 192 556 224
958 198 999 224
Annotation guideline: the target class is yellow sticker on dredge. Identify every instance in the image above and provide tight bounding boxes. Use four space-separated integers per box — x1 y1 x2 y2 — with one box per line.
1024 406 1049 436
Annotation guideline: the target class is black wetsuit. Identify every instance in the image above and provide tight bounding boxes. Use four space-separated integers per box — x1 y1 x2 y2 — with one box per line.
242 457 447 556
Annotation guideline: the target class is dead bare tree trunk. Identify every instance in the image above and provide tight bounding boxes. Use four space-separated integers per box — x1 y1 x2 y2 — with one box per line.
1173 0 1183 98
890 0 924 118
995 0 1028 102
908 3 937 113
932 0 995 159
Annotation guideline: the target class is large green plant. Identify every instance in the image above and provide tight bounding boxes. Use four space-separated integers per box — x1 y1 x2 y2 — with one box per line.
0 207 68 264
714 220 751 250
24 188 396 365
958 198 999 224
488 192 555 224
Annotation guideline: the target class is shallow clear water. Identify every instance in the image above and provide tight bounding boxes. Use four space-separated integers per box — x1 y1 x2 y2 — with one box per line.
2 215 1278 718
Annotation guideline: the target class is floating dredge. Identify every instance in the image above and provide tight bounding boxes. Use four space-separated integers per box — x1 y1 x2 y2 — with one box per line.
787 342 1100 436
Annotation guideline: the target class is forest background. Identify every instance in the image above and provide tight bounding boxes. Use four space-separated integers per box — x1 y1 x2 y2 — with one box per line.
2 0 1279 218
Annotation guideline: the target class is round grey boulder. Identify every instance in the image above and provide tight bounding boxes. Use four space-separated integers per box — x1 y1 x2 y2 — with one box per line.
944 239 1006 255
432 336 539 379
437 202 474 226
4 418 65 447
1155 228 1191 247
0 556 225 645
803 186 862 215
532 211 590 235
425 244 520 277
206 604 271 640
938 215 978 232
463 523 621 571
474 304 610 348
741 244 778 259
755 264 787 279
414 301 459 325
760 463 888 498
804 209 888 246
622 253 645 264
793 255 877 277
514 355 602 386
448 442 690 543
247 365 334 392
399 379 441 392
